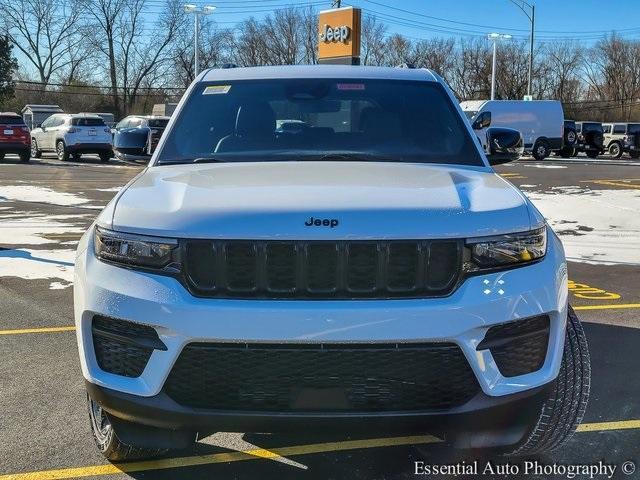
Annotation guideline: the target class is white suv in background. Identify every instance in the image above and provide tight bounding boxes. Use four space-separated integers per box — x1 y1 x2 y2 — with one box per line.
31 113 113 162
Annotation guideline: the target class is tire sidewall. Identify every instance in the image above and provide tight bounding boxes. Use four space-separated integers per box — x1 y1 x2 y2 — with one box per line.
533 141 550 161
609 142 622 158
56 140 68 161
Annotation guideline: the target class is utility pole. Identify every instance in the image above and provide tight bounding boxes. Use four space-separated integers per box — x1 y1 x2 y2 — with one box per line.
509 0 535 98
184 4 216 79
488 33 512 100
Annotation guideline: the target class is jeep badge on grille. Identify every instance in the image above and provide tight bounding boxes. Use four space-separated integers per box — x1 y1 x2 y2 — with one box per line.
305 217 339 228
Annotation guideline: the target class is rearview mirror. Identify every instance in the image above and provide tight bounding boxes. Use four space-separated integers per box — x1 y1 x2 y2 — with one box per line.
485 127 523 165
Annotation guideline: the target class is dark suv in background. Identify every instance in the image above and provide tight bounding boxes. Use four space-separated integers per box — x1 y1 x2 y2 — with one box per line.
573 122 604 158
0 112 30 162
556 119 577 158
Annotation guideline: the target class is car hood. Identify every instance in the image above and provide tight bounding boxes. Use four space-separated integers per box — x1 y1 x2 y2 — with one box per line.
101 161 538 239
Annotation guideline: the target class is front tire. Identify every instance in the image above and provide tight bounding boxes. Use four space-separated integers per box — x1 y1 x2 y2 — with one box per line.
586 150 599 158
88 395 168 462
631 151 640 159
56 140 70 161
532 140 550 161
100 151 112 163
19 150 30 162
506 306 590 456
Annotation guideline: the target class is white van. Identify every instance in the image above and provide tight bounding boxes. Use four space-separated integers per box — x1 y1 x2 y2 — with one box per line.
460 100 564 160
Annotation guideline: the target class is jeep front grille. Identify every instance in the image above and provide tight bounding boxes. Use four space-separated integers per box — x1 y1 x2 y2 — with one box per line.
182 239 462 299
164 342 480 412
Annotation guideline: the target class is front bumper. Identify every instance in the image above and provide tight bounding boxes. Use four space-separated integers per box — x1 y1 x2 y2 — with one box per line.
87 379 549 448
75 227 568 431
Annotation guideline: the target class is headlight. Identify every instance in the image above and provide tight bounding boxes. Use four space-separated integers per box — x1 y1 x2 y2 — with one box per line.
94 227 179 271
465 227 547 271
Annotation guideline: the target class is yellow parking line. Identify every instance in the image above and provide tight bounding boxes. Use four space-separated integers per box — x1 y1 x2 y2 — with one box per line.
0 326 75 336
0 435 441 480
1 420 639 479
573 303 640 311
580 179 640 189
576 420 640 433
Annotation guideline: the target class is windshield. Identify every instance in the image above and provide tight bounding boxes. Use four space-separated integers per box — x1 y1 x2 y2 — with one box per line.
0 115 25 125
73 118 105 127
156 79 483 166
582 122 603 132
627 124 640 134
149 119 169 128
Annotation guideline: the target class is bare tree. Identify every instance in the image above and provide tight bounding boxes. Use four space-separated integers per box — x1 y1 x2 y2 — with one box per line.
86 0 184 116
412 38 455 81
545 41 584 102
1 0 83 85
361 15 387 66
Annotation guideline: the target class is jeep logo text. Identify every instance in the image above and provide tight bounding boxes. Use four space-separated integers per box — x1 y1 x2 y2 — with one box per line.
305 217 339 228
320 24 351 43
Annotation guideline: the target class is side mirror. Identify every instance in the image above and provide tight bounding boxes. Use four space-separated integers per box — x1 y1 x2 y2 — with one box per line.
472 112 491 130
486 127 523 165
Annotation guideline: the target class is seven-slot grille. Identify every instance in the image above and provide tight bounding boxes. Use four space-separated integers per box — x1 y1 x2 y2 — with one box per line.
183 239 462 299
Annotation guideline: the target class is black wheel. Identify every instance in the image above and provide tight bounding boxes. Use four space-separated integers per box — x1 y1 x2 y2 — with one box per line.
586 150 599 158
630 151 640 159
506 306 590 456
87 395 168 462
30 139 42 158
71 153 82 162
608 142 622 158
571 148 579 157
532 140 550 161
56 140 70 161
19 150 30 162
100 151 112 163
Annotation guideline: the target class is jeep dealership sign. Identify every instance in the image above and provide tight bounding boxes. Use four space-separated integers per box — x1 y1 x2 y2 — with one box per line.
317 7 361 64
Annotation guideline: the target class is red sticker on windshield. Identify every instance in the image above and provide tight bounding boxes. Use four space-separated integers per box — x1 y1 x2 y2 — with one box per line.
337 83 365 90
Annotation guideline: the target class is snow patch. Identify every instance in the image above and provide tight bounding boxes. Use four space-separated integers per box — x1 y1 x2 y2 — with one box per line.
524 188 640 265
0 249 75 286
49 281 73 290
95 187 122 192
0 185 90 206
0 214 86 245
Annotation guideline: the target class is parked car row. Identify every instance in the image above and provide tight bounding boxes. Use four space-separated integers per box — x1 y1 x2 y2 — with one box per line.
0 110 170 163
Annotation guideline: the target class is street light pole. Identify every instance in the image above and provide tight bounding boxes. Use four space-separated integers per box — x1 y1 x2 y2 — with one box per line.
184 4 216 79
488 33 512 100
508 0 535 98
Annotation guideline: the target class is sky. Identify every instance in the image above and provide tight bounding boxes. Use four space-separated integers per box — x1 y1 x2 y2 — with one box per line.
190 0 640 45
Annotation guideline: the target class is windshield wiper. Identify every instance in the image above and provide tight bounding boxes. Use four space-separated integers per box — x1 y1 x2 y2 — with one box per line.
193 157 228 163
314 153 397 162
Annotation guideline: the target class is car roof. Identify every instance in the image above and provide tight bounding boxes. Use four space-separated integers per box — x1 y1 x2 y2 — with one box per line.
200 65 438 83
0 111 21 117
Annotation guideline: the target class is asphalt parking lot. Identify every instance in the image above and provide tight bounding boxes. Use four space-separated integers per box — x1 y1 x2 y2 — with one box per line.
0 153 639 480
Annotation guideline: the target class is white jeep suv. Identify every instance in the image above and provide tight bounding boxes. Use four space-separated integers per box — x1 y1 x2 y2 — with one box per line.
31 113 113 162
74 66 590 461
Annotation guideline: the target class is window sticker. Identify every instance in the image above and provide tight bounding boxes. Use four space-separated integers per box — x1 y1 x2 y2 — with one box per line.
203 85 231 95
336 83 365 91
